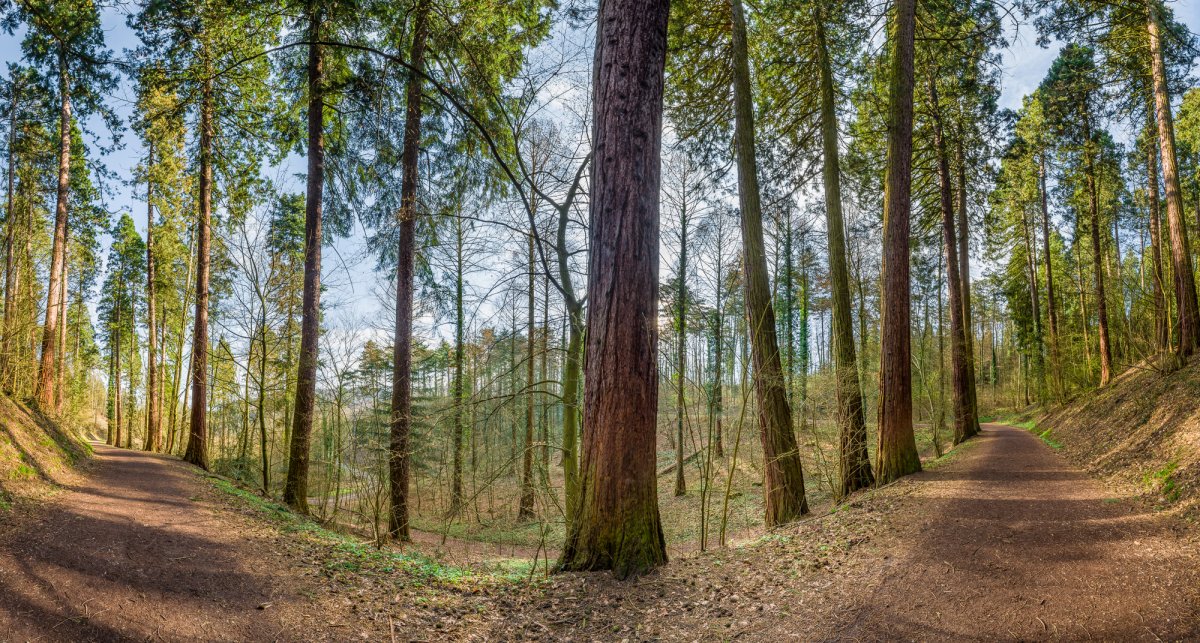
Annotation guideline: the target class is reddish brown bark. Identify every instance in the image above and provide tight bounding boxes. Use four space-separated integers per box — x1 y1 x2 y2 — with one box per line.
557 0 669 578
284 4 325 514
875 0 921 484
388 0 430 542
36 48 71 411
182 74 213 470
929 74 972 445
1147 0 1200 356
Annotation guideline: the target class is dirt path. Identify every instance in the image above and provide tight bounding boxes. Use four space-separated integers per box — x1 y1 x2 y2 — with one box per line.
0 443 335 642
2 426 1199 641
834 423 1200 640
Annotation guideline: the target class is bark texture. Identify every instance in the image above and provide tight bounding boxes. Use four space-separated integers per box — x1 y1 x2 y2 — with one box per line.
389 0 430 541
558 0 670 578
729 0 808 524
875 0 922 484
284 6 325 514
815 9 872 497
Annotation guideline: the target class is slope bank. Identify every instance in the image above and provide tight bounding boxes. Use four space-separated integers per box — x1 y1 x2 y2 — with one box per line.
1033 356 1200 518
0 395 90 513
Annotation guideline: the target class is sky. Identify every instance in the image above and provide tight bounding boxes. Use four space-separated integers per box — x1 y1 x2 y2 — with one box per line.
1 1 1199 345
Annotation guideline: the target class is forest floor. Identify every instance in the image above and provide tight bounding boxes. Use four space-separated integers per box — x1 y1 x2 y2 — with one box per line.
1 425 1199 641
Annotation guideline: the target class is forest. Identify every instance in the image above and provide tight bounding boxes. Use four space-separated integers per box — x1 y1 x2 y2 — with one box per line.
2 0 1200 636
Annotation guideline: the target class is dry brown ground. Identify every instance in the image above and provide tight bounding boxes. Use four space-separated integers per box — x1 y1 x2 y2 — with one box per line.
1 424 1198 641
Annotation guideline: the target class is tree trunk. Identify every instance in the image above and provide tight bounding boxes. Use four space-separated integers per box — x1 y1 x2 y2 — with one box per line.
1084 114 1114 386
146 142 161 452
518 233 535 520
875 0 921 484
929 73 973 445
1147 0 1200 356
450 219 465 517
954 137 980 436
1147 133 1168 350
729 0 808 523
816 9 872 496
36 48 71 411
1 80 18 389
675 200 687 498
557 0 669 578
284 5 325 514
388 0 429 542
1039 152 1063 394
183 72 214 470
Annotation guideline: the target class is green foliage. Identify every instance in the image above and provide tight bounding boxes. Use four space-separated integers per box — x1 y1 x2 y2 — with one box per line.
1144 460 1181 503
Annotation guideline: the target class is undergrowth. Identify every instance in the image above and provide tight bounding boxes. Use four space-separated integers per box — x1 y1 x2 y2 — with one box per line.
208 476 533 586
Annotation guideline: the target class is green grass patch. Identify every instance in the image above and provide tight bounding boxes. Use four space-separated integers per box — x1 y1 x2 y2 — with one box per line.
207 476 529 586
9 463 35 480
1143 460 1181 503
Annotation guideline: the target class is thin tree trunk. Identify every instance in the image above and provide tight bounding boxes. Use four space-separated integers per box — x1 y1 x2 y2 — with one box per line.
875 0 921 484
518 233 535 520
1084 113 1114 386
146 142 161 451
557 0 669 578
1039 152 1063 395
1 79 18 389
675 198 688 497
450 218 465 517
954 136 980 436
929 72 973 445
388 0 429 541
284 5 326 514
816 8 872 496
1147 133 1168 350
729 0 808 524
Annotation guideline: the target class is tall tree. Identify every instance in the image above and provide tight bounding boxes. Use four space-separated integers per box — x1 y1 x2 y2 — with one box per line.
558 0 670 578
814 3 872 496
875 0 922 483
729 0 808 524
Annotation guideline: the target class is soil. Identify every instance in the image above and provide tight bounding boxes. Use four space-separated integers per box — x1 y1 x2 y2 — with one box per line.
2 425 1199 641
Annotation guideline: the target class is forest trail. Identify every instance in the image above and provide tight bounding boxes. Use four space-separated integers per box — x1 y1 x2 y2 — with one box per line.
834 423 1200 640
2 426 1200 641
0 443 338 642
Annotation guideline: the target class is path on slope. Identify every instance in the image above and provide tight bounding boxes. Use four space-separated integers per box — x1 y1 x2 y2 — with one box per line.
0 443 339 641
835 423 1200 641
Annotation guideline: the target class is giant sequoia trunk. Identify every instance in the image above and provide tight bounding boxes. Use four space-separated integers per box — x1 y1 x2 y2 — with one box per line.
146 142 161 452
729 0 808 524
815 9 871 497
929 74 973 446
284 7 326 514
388 0 429 541
1147 0 1200 357
36 49 72 411
875 0 921 484
557 0 669 578
183 73 214 470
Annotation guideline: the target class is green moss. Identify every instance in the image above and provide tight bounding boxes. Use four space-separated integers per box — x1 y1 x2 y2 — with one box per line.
1143 460 1181 503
